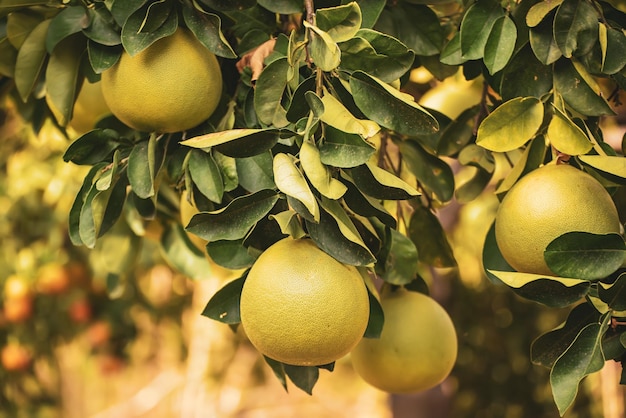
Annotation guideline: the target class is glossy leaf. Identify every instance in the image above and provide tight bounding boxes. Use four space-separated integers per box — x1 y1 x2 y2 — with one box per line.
350 70 438 136
202 275 246 324
554 59 614 116
320 91 380 138
14 18 50 101
459 0 504 60
482 221 515 284
273 153 320 222
339 29 414 82
363 281 385 338
45 36 84 126
181 129 282 158
550 314 609 416
408 204 456 268
300 141 347 199
236 151 275 193
182 6 236 58
578 155 626 182
188 150 224 204
69 163 107 246
487 270 591 308
351 162 419 200
315 2 362 43
45 5 88 53
376 3 444 56
500 45 553 100
64 129 123 165
254 57 290 126
303 21 341 72
399 140 455 202
206 239 255 270
121 1 178 56
530 16 563 65
484 15 517 75
476 97 544 152
601 25 626 74
284 364 319 395
437 106 479 156
82 4 120 47
319 126 376 168
545 232 626 281
87 41 122 73
599 273 626 311
127 140 154 199
186 189 279 241
546 107 592 155
257 0 302 14
378 228 419 285
269 210 306 239
160 222 213 280
340 173 397 228
526 0 563 27
554 0 598 58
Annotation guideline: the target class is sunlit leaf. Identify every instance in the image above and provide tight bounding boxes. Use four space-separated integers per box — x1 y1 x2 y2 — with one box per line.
526 0 563 27
300 141 347 199
483 15 517 75
45 35 84 126
320 91 380 138
316 2 362 43
181 129 282 158
459 0 504 60
319 126 376 168
273 153 320 222
546 107 592 155
476 97 544 152
303 21 341 71
351 162 419 200
578 155 626 183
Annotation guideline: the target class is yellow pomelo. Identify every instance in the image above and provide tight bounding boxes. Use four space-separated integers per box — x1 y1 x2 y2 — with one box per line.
239 238 370 366
69 80 110 134
418 74 482 119
101 28 222 133
351 287 457 393
495 164 621 276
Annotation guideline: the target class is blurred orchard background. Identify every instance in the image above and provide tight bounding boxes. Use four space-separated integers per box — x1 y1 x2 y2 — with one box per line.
1 68 625 418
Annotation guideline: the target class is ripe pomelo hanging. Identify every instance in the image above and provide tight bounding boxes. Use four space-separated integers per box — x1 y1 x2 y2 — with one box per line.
239 238 370 366
351 287 457 393
495 164 621 276
101 28 222 133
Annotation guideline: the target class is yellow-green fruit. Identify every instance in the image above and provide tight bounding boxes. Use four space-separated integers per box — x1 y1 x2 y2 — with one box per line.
239 238 370 366
180 193 207 251
495 164 621 276
101 28 222 133
351 288 457 393
69 80 110 134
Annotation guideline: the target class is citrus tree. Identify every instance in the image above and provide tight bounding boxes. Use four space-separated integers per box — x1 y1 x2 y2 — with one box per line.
1 0 626 415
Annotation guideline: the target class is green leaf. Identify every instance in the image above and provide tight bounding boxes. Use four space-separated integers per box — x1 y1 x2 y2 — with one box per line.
273 153 320 222
554 0 599 58
530 16 563 65
476 97 544 152
69 163 106 246
546 107 593 155
128 140 154 199
319 197 374 260
362 272 384 338
544 232 626 281
92 169 127 238
284 364 319 394
599 273 626 311
526 0 563 27
186 189 279 241
269 210 306 239
375 4 444 56
601 25 626 74
578 155 626 183
531 302 601 368
399 140 455 202
459 0 504 60
437 106 479 156
45 5 89 53
82 4 120 47
254 57 290 126
88 41 122 73
350 70 438 136
339 30 414 83
340 173 397 229
91 219 141 276
319 125 376 168
263 356 288 391
306 205 376 266
188 150 224 204
202 275 246 324
300 141 347 199
206 239 256 270
257 0 302 14
236 151 275 193
378 229 419 285
487 270 591 308
320 91 380 138
121 1 177 56
455 166 493 203
500 45 553 100
483 15 517 75
64 129 123 165
160 222 213 280
45 35 84 126
494 136 547 195
316 2 362 43
550 314 609 416
181 129 282 158
408 204 456 268
6 10 42 49
182 6 236 58
14 18 50 101
482 221 515 283
351 162 419 200
554 59 615 116
110 0 146 27
303 21 341 72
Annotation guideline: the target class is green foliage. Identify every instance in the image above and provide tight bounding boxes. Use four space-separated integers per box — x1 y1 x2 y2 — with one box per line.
1 0 626 413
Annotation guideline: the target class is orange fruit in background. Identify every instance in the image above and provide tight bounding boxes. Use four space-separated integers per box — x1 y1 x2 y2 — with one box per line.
1 342 32 372
86 320 112 349
68 297 92 324
495 164 622 276
36 263 71 295
351 287 458 393
3 275 32 300
239 238 370 366
3 298 33 323
101 28 222 133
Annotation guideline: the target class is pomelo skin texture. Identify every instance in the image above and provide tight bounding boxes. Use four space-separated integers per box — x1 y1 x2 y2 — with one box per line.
101 28 222 133
239 238 370 366
495 164 621 276
351 288 458 393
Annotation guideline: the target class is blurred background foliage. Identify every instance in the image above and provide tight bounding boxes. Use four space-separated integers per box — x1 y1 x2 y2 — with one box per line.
0 66 625 417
